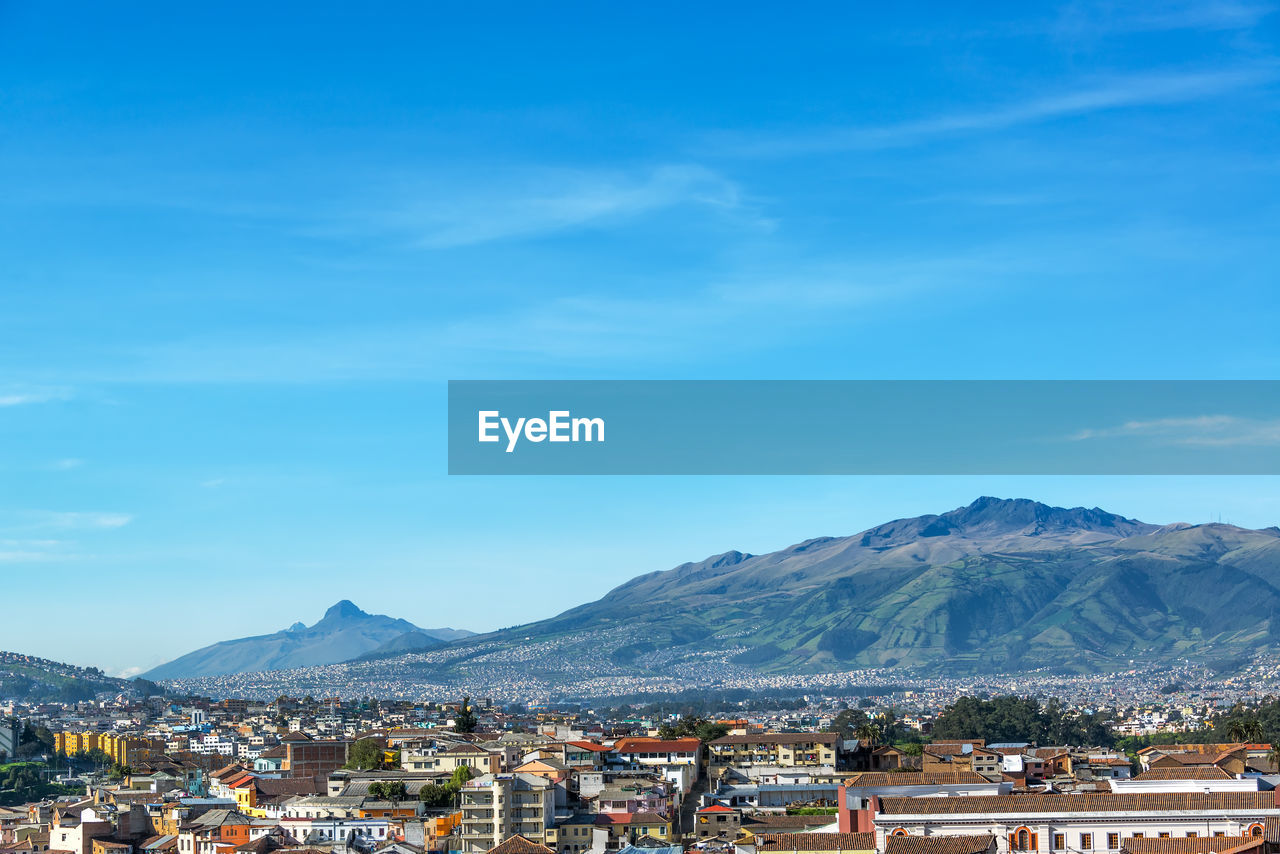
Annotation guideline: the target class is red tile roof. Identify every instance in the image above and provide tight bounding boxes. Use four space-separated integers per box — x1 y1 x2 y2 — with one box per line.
755 833 875 851
1122 837 1263 854
485 836 555 854
845 772 990 787
1133 766 1233 781
884 836 996 854
612 738 700 753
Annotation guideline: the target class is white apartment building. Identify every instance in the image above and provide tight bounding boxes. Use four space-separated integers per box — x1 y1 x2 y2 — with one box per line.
868 792 1280 854
459 773 556 853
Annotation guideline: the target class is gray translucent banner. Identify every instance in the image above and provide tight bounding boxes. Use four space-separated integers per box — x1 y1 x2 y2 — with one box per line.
447 380 1280 474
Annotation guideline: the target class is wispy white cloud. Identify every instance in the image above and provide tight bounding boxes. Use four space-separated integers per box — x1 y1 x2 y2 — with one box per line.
90 248 1024 382
1070 415 1280 446
0 387 72 407
49 458 84 471
311 163 755 249
422 164 746 248
1052 0 1274 37
28 511 134 530
721 66 1278 157
0 538 71 563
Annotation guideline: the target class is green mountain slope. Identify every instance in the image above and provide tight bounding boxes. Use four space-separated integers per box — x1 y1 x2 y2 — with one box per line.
409 497 1280 678
0 651 159 702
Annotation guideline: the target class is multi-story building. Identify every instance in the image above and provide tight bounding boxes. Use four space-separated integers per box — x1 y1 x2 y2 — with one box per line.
843 792 1280 854
53 731 164 766
612 738 702 769
281 732 350 779
923 741 1003 777
459 773 556 853
49 807 112 854
707 733 840 772
403 742 502 775
0 720 19 761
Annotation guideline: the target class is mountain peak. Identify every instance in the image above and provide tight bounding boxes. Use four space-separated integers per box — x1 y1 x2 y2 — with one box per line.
940 496 1146 536
323 600 367 620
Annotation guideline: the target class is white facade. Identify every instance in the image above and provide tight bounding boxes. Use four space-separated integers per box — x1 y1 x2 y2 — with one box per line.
871 795 1278 854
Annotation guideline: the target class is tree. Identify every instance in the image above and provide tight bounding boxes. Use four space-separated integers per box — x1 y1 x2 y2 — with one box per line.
418 767 471 810
385 781 408 802
345 738 385 771
454 697 478 734
656 717 731 743
853 723 881 747
825 709 870 739
932 695 1116 747
419 783 454 808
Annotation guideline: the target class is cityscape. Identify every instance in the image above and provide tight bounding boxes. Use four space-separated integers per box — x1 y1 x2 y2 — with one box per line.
4 5 1279 854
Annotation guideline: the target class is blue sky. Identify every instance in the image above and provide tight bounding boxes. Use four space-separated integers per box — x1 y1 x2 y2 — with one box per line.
1 2 1279 675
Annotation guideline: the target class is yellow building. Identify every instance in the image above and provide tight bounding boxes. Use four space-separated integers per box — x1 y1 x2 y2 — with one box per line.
55 731 103 756
708 733 841 771
55 731 164 765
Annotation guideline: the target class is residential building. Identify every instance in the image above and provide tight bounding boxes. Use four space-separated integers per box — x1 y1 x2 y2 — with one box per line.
707 734 840 773
458 773 556 853
843 792 1280 854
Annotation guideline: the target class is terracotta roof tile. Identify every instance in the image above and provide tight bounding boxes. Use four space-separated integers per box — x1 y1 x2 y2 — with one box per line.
613 738 701 753
755 833 875 851
846 772 990 787
485 836 555 854
1133 767 1233 781
1122 837 1262 854
884 835 996 854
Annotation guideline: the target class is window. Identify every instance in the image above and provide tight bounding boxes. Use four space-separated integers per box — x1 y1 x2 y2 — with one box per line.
1108 833 1119 849
1214 833 1226 838
1053 834 1065 850
1159 834 1170 839
1080 833 1093 850
1187 833 1198 838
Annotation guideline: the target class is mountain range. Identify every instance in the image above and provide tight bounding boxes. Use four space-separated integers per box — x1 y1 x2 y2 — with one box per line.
390 497 1280 679
142 601 473 679
147 498 1280 686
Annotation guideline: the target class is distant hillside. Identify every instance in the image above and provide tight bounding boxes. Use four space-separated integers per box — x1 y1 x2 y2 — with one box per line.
346 631 451 662
361 497 1280 680
143 601 473 679
0 651 160 702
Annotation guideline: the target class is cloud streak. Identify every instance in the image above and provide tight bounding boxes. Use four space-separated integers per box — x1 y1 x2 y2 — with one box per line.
1071 415 1280 446
1051 0 1275 37
0 387 71 407
28 511 134 530
722 66 1278 157
311 164 753 249
85 247 1026 383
